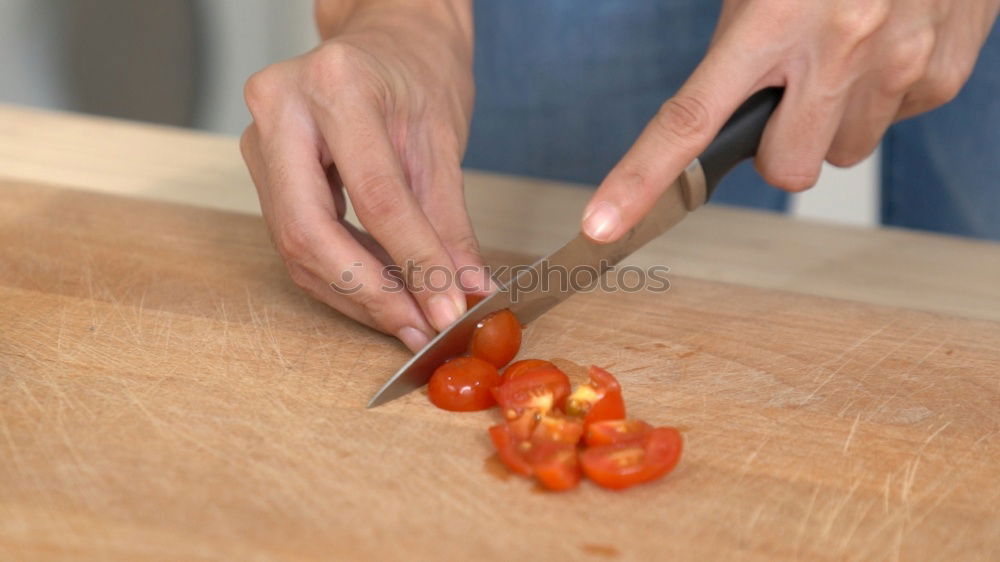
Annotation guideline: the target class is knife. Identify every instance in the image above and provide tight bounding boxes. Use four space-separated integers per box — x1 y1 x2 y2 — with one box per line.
368 87 784 408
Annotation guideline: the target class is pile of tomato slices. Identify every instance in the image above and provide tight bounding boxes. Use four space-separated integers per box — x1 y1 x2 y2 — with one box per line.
427 307 683 492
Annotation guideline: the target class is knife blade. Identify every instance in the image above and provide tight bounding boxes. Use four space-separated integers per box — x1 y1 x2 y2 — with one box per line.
367 87 784 408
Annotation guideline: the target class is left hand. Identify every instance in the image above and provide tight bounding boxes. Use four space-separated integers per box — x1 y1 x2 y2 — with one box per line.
582 0 1000 242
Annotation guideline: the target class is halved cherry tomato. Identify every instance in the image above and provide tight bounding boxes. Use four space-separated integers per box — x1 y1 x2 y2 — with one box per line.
502 359 559 384
527 441 581 491
565 366 626 429
469 309 521 368
581 427 683 490
488 423 533 476
492 367 571 420
427 357 501 411
532 412 584 445
584 419 653 447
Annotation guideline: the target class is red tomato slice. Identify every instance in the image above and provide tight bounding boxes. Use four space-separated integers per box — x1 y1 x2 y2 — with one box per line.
565 365 626 429
532 412 584 445
469 309 522 368
502 359 558 384
427 357 501 412
488 423 533 476
581 427 683 490
492 367 571 420
527 441 581 491
584 419 653 447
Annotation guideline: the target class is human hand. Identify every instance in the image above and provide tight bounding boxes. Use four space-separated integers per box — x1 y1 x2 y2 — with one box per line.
240 0 485 351
583 0 1000 242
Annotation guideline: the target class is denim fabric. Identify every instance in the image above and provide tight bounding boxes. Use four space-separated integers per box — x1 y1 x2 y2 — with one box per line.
881 22 1000 240
464 0 785 212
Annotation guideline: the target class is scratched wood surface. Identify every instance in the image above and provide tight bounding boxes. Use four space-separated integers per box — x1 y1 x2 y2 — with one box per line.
1 181 998 561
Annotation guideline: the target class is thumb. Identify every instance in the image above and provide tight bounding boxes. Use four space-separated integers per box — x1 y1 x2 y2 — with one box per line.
582 40 768 243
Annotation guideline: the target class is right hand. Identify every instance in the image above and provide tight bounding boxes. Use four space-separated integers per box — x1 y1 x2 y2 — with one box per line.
240 0 486 352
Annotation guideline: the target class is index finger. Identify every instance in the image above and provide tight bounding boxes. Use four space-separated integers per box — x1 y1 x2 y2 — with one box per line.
582 35 771 243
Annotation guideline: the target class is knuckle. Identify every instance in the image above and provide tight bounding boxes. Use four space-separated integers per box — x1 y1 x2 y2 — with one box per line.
243 65 284 116
352 174 405 221
350 285 390 324
303 42 366 94
924 69 966 107
831 1 890 44
652 95 713 144
758 161 818 192
448 232 482 259
238 125 257 161
274 219 315 263
882 29 936 94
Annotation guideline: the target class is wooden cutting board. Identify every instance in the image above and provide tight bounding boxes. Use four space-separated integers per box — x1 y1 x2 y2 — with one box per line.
2 180 998 561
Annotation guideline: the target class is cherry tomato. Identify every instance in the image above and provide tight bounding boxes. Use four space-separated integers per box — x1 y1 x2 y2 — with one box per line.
527 441 581 491
469 309 521 368
584 419 653 447
532 412 584 445
427 357 501 412
488 423 533 476
502 359 559 384
488 416 583 490
581 427 683 490
565 366 626 429
492 367 571 420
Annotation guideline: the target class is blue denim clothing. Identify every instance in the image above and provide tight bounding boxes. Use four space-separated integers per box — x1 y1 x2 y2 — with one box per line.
464 1 1000 238
882 22 1000 239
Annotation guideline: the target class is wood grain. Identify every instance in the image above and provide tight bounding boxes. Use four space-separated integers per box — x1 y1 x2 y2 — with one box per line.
2 181 998 561
3 104 1000 322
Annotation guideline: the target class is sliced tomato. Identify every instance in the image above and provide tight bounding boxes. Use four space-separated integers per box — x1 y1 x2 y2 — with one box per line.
469 309 522 368
492 367 571 420
502 359 558 384
427 357 501 412
506 410 540 442
584 419 653 447
532 412 584 445
565 365 626 429
488 423 533 476
526 441 581 491
580 427 683 490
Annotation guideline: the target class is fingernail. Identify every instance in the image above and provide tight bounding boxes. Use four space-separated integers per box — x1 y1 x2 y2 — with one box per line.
397 326 431 352
583 201 621 242
428 293 463 331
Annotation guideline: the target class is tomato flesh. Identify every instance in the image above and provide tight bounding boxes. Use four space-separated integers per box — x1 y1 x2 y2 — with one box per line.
469 309 522 368
581 427 683 490
527 441 581 491
532 412 584 445
566 366 626 429
502 359 559 384
489 414 584 491
488 423 533 476
492 367 571 420
427 357 501 411
584 419 653 447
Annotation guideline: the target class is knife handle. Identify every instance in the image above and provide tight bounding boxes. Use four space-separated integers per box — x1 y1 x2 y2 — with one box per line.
699 87 784 201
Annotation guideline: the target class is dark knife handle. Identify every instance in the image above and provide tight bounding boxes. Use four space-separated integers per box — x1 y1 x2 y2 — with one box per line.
699 87 784 201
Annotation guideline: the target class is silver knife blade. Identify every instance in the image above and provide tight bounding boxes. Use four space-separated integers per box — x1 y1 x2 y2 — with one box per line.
366 159 708 408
